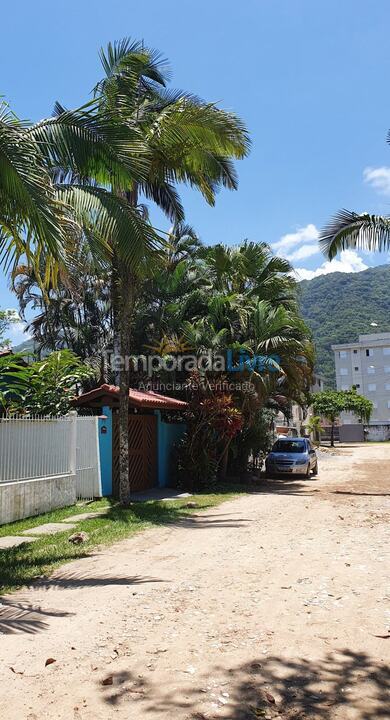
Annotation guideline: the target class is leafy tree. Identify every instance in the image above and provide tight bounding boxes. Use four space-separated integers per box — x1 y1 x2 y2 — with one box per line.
311 389 372 446
0 349 93 416
310 391 344 446
0 309 19 347
23 350 93 415
343 388 372 423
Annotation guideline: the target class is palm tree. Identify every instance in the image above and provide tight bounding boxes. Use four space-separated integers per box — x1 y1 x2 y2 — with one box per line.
91 38 250 504
13 254 112 382
0 98 158 277
166 223 202 270
319 130 390 257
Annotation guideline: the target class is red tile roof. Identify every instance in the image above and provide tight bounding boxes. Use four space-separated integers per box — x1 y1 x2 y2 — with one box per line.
73 383 187 410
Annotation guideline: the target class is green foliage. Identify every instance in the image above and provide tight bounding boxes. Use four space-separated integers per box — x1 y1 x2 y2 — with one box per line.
311 389 373 423
304 415 323 441
24 350 94 415
175 378 244 490
0 308 19 347
0 350 93 416
311 390 345 422
343 388 373 423
0 352 31 408
299 264 390 387
229 408 274 474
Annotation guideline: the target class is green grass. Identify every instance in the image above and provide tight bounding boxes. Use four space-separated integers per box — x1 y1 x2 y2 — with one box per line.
0 486 247 594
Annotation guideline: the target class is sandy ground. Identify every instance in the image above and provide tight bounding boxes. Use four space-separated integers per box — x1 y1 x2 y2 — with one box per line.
0 444 389 720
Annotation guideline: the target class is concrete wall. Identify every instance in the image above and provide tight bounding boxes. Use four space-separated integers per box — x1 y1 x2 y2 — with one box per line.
365 424 390 442
339 424 365 442
0 474 76 525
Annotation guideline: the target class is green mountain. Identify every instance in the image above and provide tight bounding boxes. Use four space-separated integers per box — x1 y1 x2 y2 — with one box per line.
299 264 390 387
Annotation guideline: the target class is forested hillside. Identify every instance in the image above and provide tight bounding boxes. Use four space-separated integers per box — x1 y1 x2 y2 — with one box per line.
299 264 390 387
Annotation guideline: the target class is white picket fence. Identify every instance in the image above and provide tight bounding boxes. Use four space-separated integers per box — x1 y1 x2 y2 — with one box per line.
0 413 101 501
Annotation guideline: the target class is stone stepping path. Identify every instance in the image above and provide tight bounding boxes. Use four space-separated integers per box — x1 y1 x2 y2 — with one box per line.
0 535 38 549
0 512 109 550
22 522 76 536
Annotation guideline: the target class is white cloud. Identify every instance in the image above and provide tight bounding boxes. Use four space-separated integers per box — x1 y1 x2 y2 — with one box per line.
8 321 31 345
295 249 369 281
273 223 319 252
363 166 390 196
288 243 320 261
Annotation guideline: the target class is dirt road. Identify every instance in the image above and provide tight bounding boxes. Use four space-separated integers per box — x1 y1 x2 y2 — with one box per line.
0 443 389 719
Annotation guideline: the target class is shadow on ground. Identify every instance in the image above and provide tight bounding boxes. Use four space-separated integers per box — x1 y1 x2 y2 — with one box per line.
0 597 74 634
99 649 390 719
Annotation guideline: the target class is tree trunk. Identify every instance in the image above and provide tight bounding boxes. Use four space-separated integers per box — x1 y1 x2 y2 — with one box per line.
117 264 136 506
330 421 335 447
111 252 121 387
116 186 138 506
219 438 232 480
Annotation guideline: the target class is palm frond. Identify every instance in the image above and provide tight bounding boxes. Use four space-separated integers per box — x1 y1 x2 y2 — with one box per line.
57 184 163 267
319 209 390 259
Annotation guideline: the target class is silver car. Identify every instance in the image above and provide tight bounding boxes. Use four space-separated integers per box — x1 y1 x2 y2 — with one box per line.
265 437 318 478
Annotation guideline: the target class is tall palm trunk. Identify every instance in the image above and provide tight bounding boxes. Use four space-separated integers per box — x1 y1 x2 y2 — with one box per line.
116 186 138 506
117 263 135 505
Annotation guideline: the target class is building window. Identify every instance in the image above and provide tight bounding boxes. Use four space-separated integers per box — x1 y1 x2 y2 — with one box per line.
367 366 375 374
368 383 376 392
383 348 390 355
366 349 374 357
355 383 360 388
340 368 348 376
387 401 390 409
385 383 390 391
353 349 358 354
385 367 390 374
339 350 347 359
354 366 359 371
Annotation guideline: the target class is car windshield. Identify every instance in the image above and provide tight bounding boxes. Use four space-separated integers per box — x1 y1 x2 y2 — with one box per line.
272 440 306 454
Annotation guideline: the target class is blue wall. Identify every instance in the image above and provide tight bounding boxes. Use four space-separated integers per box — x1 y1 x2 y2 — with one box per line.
97 407 186 495
98 406 112 496
156 411 186 488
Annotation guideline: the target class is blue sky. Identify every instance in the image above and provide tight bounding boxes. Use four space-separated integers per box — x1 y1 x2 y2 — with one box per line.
1 0 390 343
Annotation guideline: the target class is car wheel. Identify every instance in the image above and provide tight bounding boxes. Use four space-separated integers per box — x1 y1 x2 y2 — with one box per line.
312 461 318 476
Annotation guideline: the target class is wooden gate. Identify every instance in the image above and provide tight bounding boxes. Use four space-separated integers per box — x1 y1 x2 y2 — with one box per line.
112 413 157 496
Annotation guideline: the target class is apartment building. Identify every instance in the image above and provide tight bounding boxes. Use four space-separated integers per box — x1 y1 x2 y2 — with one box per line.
332 332 390 425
